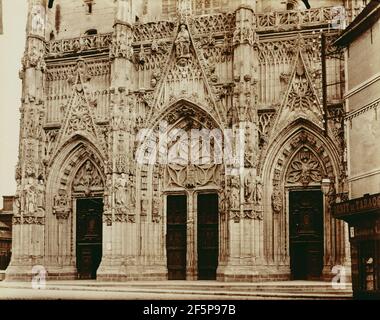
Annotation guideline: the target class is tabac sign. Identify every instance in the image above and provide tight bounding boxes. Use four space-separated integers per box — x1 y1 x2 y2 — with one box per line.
332 193 380 218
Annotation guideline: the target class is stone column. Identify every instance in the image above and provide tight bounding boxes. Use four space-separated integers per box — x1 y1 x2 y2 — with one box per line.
97 0 134 280
218 0 274 281
6 0 47 280
186 190 197 280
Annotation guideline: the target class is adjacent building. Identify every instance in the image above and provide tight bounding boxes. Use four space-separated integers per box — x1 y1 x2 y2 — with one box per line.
0 196 13 270
5 0 366 282
333 0 380 299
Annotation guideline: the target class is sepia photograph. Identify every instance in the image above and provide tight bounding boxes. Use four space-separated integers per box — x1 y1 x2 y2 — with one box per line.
0 0 379 313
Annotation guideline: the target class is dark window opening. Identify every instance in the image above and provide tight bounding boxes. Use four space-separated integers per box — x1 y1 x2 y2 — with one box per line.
87 3 93 14
85 29 98 35
287 3 295 10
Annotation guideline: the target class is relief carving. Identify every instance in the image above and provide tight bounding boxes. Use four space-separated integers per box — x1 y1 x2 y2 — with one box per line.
53 190 71 219
286 148 323 186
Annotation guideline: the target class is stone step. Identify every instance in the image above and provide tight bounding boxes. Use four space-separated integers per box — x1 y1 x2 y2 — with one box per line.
0 281 353 299
45 281 352 293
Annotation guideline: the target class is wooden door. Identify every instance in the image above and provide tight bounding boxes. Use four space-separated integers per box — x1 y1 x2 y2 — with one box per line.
197 193 219 280
76 198 103 280
166 195 187 280
289 190 324 280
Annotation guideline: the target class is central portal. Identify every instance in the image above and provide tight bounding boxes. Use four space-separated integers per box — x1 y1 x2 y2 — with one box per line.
166 195 187 280
166 193 219 280
197 193 219 280
76 198 103 279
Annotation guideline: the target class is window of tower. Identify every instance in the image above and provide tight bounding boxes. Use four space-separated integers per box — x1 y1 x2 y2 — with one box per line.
85 0 94 14
85 29 98 35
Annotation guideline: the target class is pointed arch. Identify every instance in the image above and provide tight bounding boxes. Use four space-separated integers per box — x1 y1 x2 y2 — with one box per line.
46 134 106 201
261 119 343 267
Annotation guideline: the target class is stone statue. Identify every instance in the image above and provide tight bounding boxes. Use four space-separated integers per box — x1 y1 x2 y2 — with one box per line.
115 175 127 206
25 181 37 214
244 171 254 202
175 24 191 64
127 174 136 209
252 177 263 204
229 178 240 210
37 179 45 209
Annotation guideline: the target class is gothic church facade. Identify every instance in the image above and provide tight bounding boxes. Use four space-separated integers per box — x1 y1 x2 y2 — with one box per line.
6 0 364 281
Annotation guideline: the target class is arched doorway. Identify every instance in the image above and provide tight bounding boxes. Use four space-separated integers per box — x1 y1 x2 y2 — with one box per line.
165 192 219 280
197 193 219 280
137 100 224 280
45 138 106 280
285 147 325 279
76 197 103 279
289 189 324 280
261 125 349 280
72 159 105 279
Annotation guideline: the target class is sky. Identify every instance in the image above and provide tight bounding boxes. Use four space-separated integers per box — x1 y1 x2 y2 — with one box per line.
0 1 28 208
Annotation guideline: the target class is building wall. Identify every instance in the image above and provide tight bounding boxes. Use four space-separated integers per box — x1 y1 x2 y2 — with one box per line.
346 18 380 199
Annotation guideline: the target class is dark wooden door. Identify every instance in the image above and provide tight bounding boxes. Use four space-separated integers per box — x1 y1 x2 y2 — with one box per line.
289 190 323 280
166 195 187 280
197 194 219 280
76 198 103 280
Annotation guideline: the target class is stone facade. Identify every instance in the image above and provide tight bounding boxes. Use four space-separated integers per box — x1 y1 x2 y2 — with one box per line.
5 0 366 281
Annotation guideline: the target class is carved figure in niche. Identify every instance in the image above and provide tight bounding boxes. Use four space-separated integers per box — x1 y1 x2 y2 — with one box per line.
31 4 45 35
175 24 191 65
24 179 37 214
54 190 69 208
272 187 282 214
37 179 45 209
229 177 240 210
244 173 263 204
244 171 253 202
115 175 127 206
127 174 136 209
327 181 337 208
14 184 22 215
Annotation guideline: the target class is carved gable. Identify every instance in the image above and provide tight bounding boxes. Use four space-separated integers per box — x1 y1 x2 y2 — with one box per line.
52 59 107 158
271 44 324 134
150 22 223 126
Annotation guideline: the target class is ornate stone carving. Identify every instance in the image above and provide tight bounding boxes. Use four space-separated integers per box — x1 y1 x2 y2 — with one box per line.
244 172 263 204
73 160 104 196
191 12 235 36
13 216 45 225
152 198 161 223
165 164 221 189
233 25 256 47
271 187 283 214
22 45 46 71
255 7 358 32
286 148 323 186
103 214 112 226
109 31 134 61
175 24 191 66
115 175 127 208
24 179 37 215
229 176 240 211
45 33 112 57
53 190 71 219
133 21 176 43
